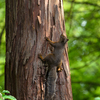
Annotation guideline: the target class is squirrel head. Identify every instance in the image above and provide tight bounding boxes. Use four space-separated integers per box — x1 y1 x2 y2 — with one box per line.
60 34 69 44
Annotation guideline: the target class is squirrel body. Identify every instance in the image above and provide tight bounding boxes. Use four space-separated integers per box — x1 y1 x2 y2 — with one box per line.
38 34 69 72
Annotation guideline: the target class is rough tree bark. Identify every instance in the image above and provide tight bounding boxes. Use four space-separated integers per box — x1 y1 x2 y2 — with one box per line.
5 0 73 100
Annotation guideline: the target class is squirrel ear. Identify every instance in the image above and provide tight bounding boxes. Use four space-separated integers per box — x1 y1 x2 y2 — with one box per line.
60 34 63 37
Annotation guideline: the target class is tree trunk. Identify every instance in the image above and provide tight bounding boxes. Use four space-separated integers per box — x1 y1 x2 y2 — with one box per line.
5 0 73 100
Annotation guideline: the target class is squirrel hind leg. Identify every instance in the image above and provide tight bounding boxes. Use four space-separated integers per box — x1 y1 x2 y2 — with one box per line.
57 61 63 72
57 67 63 72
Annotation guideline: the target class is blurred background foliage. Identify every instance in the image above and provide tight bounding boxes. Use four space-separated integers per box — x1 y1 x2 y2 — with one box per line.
63 0 100 100
0 0 5 90
0 0 100 100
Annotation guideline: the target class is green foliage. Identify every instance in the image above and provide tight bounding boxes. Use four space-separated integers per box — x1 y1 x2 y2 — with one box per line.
0 0 5 90
64 0 100 99
0 86 17 100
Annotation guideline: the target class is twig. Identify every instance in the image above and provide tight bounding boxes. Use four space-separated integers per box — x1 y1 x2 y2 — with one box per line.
68 1 100 7
65 8 100 14
0 25 5 45
72 81 100 86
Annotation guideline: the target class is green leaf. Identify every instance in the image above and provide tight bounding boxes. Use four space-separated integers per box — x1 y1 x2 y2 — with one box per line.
0 93 3 100
95 97 100 100
3 95 17 100
2 90 10 94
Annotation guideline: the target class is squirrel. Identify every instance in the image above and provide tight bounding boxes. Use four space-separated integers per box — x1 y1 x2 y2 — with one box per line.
38 34 69 72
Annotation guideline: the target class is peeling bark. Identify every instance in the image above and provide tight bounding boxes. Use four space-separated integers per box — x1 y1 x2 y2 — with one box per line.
5 0 73 100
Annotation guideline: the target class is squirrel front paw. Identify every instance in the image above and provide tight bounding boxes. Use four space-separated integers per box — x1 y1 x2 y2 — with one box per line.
38 54 42 59
45 37 49 41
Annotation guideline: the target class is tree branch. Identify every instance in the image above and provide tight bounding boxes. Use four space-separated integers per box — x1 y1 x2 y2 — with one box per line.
0 63 5 65
64 8 100 14
68 0 100 7
72 81 100 86
71 55 100 70
67 0 74 36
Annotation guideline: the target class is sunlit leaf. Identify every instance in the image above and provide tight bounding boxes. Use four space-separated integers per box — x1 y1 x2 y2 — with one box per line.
3 95 17 100
2 90 10 94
